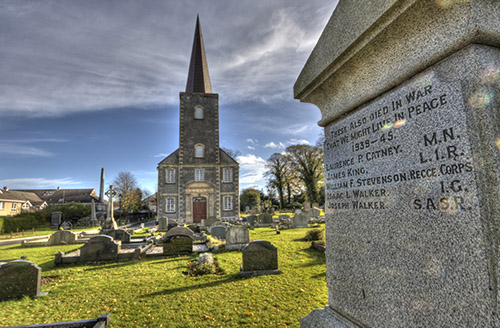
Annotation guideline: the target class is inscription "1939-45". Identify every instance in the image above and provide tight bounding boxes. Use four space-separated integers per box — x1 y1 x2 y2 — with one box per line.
324 74 477 214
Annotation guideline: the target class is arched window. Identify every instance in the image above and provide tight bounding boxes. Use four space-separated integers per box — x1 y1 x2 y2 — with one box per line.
194 106 204 119
194 144 205 158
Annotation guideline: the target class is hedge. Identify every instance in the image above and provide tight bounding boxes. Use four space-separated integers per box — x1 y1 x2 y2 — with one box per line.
1 214 48 233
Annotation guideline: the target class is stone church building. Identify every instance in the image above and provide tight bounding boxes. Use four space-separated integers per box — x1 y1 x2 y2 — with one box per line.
157 17 239 224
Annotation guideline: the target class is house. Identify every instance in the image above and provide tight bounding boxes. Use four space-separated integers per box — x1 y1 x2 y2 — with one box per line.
0 187 46 216
12 188 105 211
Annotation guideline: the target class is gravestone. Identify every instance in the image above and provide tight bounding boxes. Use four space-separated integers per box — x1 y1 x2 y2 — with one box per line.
107 229 131 243
158 217 168 231
205 216 219 227
246 215 258 226
258 213 273 224
48 230 78 246
162 236 193 256
50 212 62 228
60 221 72 230
80 236 120 262
164 226 194 240
308 207 321 218
187 224 201 233
225 226 250 251
292 212 308 228
278 214 291 223
0 260 43 301
240 241 281 276
295 1 500 327
167 219 178 231
302 201 311 211
210 225 226 240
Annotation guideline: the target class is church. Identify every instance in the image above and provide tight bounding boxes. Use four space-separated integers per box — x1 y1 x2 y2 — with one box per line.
157 17 240 224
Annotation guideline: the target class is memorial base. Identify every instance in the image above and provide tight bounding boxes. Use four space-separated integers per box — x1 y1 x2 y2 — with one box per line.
301 306 361 328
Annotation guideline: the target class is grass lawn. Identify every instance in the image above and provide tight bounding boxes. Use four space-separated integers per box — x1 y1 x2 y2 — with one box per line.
0 226 327 327
0 227 100 240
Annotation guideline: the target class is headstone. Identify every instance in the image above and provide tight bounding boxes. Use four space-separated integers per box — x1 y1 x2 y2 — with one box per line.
101 185 118 233
80 236 120 262
0 260 42 301
158 217 168 231
278 214 291 223
106 229 131 243
258 213 273 224
60 221 72 230
308 207 321 218
48 230 78 246
164 226 194 240
50 212 62 228
205 216 219 227
295 2 500 327
240 241 281 276
90 199 97 226
292 212 308 228
302 201 311 211
210 225 226 240
246 215 258 226
162 236 193 256
187 224 201 233
225 226 250 250
167 219 178 231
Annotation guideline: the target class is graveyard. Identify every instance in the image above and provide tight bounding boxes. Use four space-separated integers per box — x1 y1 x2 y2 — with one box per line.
0 225 327 327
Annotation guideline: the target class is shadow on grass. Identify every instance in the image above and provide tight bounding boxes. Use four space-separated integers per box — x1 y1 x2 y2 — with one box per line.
143 273 241 297
311 272 326 279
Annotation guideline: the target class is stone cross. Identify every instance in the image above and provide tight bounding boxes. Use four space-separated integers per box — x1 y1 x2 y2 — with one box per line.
103 185 118 231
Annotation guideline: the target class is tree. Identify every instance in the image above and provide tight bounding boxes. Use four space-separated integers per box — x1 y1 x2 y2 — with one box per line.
113 171 142 213
240 188 261 212
265 153 289 209
221 147 241 159
285 144 324 205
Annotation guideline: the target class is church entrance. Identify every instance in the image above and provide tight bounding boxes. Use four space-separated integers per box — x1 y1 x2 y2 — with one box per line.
193 197 207 223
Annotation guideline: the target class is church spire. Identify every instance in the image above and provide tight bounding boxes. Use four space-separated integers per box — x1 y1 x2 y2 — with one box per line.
185 15 212 93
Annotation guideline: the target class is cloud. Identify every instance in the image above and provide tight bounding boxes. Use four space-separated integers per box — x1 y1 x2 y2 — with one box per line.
0 177 81 189
246 138 257 144
236 154 267 184
247 146 255 150
0 0 334 117
264 141 285 149
0 143 53 157
287 138 310 145
153 153 169 158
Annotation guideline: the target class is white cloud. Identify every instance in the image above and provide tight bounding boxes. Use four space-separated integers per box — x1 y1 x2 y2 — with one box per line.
287 138 310 145
0 177 81 189
264 141 285 149
0 143 53 157
153 153 169 158
246 138 257 144
247 146 255 150
236 154 267 184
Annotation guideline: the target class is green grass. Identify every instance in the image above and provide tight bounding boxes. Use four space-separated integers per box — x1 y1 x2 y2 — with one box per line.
0 227 100 240
0 226 327 327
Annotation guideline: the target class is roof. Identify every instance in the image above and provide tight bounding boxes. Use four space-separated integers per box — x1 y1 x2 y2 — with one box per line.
12 189 100 204
0 190 29 203
185 15 212 93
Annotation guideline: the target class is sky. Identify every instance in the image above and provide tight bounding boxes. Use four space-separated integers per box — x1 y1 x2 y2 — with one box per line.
0 0 338 195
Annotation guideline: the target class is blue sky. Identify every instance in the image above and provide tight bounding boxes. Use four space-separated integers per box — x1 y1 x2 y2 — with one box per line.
0 0 337 194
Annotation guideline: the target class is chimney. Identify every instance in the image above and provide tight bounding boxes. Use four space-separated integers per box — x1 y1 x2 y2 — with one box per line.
57 186 61 190
3 186 9 191
99 168 105 202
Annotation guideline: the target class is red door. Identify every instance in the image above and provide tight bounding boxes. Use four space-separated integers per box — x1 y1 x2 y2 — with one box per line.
193 197 207 223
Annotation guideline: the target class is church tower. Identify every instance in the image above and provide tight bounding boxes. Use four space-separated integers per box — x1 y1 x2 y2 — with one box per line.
157 16 239 225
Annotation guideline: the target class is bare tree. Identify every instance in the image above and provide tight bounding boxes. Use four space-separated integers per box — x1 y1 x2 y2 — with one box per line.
221 147 241 159
113 171 142 213
265 153 289 209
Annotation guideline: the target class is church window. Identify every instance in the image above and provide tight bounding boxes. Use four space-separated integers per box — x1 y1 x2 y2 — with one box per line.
166 198 175 213
223 196 232 211
194 144 205 158
166 168 175 183
195 169 205 181
223 168 232 182
194 106 204 119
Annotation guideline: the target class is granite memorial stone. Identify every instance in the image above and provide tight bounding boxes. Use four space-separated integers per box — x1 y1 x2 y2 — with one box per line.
48 230 78 246
163 236 193 256
50 212 62 228
258 213 273 224
225 226 249 250
0 260 43 301
292 212 308 228
80 236 120 262
158 217 168 231
107 229 131 243
210 225 226 240
295 1 500 327
240 240 281 276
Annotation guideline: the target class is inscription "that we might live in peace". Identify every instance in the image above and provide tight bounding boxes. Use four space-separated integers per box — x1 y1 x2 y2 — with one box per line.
324 75 476 214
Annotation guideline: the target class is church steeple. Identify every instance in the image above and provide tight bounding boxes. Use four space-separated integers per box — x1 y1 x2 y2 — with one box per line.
185 15 212 93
